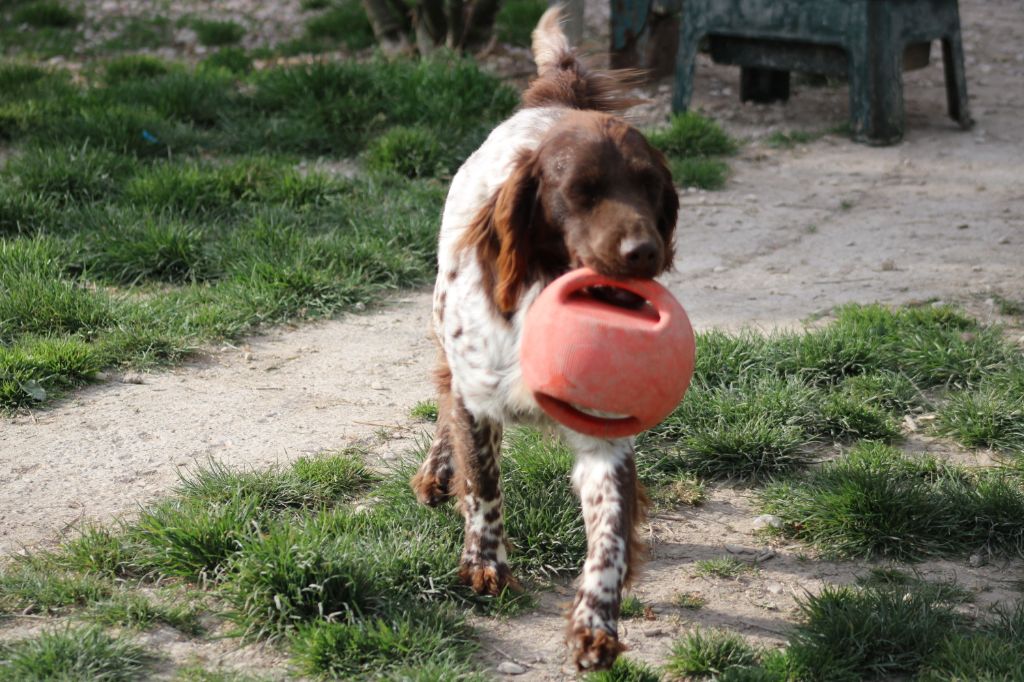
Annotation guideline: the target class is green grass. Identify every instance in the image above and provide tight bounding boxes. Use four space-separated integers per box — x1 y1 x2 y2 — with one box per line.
13 1 80 29
765 130 822 149
0 558 113 614
694 556 751 579
648 113 736 190
585 656 663 682
86 591 205 634
761 442 1024 560
303 0 375 51
289 607 477 678
191 19 246 47
619 594 646 619
496 0 548 46
410 399 439 421
0 55 519 410
0 626 151 681
673 591 707 610
635 303 1024 481
669 157 729 190
786 583 963 681
648 112 737 158
666 629 760 678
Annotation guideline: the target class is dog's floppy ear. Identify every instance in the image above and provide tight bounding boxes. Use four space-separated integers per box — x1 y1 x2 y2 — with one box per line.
459 152 540 315
654 151 679 271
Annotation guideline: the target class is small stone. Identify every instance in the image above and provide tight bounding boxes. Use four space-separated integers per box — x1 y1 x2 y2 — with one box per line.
354 301 366 311
766 582 785 595
643 628 665 637
712 265 729 273
957 223 970 229
725 544 756 555
752 514 784 530
969 553 988 568
497 661 528 675
756 549 777 563
370 382 386 390
881 259 897 271
121 372 145 384
903 415 919 432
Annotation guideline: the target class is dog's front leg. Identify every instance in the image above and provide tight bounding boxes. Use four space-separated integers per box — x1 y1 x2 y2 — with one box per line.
451 396 517 595
564 432 645 671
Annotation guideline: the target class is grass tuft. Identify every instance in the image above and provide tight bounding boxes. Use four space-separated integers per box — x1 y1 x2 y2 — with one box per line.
14 1 80 29
666 629 760 678
649 113 737 158
191 19 246 47
694 556 751 579
786 583 961 681
585 656 663 681
289 607 477 678
1 626 150 681
761 442 1024 560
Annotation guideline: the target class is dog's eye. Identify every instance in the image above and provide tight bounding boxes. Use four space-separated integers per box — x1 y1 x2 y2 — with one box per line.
571 179 602 203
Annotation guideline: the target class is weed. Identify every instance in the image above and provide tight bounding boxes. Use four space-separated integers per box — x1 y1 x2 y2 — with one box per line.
694 556 751 579
100 16 174 52
289 607 477 678
496 0 548 46
13 1 80 29
173 453 374 512
86 591 205 634
410 399 439 421
655 474 707 507
1 625 151 681
131 495 261 582
201 47 253 75
786 583 961 681
304 1 375 50
585 656 663 681
936 382 1024 454
674 591 707 609
619 594 646 619
103 55 170 84
993 294 1024 316
191 19 246 47
765 130 821 148
365 126 448 178
666 628 760 678
648 113 737 157
669 157 729 190
0 558 112 614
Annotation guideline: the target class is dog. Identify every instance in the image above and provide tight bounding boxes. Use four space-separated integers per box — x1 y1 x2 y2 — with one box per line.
411 7 679 670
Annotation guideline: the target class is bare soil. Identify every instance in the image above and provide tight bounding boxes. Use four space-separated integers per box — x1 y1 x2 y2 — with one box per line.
2 0 1023 677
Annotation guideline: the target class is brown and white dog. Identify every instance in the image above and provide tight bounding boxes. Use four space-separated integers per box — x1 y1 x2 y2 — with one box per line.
411 7 679 670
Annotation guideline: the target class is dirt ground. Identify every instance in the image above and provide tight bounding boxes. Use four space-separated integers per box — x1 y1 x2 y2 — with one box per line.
2 0 1023 677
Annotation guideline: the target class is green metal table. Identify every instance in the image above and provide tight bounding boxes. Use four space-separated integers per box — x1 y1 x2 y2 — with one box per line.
614 0 974 144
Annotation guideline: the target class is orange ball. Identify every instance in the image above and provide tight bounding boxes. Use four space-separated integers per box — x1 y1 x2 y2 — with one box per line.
521 268 696 438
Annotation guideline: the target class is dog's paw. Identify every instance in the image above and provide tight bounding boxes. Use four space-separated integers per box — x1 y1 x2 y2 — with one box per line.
410 469 453 507
458 560 520 596
569 626 626 671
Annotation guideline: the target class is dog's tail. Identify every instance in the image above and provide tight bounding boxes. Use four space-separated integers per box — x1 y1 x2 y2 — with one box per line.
524 6 645 113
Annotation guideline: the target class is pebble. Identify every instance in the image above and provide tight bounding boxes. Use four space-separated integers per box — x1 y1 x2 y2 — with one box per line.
712 265 729 273
121 372 145 384
752 514 784 530
370 382 386 390
969 553 988 568
497 661 528 675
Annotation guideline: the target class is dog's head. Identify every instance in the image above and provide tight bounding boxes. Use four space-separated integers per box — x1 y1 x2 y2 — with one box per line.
462 111 679 315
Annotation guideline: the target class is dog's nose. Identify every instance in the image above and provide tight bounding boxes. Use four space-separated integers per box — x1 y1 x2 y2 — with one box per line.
620 237 659 276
